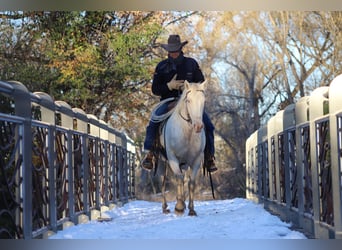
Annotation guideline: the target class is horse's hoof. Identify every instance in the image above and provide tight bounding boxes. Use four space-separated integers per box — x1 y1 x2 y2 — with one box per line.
163 208 171 214
174 207 185 215
188 210 197 216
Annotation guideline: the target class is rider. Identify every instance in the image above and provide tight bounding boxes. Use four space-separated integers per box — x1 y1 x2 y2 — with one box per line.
141 34 217 173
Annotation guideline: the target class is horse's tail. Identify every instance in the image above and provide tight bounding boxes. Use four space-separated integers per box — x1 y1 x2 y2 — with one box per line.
150 97 176 123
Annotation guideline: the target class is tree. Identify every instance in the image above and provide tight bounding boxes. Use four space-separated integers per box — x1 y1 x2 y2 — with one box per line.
0 11 164 134
160 11 342 197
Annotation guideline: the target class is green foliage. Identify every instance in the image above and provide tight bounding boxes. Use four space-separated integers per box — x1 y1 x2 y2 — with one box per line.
0 11 162 119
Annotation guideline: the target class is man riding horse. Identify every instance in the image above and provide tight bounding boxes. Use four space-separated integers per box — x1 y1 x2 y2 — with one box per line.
141 34 217 173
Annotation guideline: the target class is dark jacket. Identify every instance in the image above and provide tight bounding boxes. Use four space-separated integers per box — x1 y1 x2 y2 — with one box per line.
152 53 205 101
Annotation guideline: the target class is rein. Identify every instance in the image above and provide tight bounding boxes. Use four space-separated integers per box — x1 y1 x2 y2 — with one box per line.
178 109 191 123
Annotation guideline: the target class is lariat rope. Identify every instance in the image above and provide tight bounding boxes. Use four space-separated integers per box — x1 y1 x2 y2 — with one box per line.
150 97 177 123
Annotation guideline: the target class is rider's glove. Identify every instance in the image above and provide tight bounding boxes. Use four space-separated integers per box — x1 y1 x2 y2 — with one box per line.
167 74 184 90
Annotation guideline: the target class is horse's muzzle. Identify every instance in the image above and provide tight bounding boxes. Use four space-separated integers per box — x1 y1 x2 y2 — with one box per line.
193 122 204 133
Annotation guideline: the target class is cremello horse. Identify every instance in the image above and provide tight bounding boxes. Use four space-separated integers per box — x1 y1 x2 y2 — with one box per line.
152 80 207 216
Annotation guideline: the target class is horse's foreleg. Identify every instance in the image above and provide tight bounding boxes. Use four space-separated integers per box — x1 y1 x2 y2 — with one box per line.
188 161 202 216
175 174 186 215
188 178 197 216
161 172 170 214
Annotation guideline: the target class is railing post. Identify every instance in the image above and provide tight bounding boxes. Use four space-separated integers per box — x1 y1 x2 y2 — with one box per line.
283 105 296 205
34 92 58 234
309 86 330 238
99 120 109 206
245 131 257 200
108 128 117 203
295 96 312 234
245 132 253 200
87 114 100 210
267 111 284 203
82 125 90 216
127 136 136 199
72 108 89 220
267 116 276 201
328 74 342 239
114 144 119 202
55 101 75 225
257 126 268 201
9 81 32 239
283 104 298 223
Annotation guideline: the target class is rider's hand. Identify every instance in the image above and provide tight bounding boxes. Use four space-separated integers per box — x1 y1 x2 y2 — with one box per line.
167 74 184 90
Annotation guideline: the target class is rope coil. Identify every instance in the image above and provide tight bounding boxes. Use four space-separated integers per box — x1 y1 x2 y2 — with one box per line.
150 97 177 123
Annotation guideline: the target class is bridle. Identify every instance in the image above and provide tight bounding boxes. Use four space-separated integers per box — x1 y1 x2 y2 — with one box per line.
178 89 205 124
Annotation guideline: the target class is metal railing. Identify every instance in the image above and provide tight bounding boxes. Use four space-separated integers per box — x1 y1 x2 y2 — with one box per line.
0 80 136 239
245 74 342 239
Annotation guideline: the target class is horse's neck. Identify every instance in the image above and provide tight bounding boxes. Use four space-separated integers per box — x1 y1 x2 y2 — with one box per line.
173 96 188 124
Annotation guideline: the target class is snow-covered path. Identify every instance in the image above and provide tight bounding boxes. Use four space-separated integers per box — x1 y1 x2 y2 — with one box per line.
49 198 306 239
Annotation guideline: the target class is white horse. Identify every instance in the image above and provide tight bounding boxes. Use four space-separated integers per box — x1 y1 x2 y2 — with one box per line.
152 80 207 216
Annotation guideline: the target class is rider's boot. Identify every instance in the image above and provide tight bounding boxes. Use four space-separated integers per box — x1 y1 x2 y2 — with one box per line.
205 155 218 173
141 151 154 171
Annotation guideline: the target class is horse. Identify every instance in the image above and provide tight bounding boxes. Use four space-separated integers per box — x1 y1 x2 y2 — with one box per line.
151 80 207 216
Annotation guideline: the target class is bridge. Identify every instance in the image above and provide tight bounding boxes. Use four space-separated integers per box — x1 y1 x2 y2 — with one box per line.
1 75 342 239
246 74 342 239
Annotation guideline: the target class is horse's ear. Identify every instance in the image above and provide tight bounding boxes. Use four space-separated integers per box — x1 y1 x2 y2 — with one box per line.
184 80 190 90
200 80 207 90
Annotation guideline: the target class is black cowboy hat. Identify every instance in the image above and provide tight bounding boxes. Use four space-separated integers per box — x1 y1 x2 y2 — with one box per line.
161 34 188 52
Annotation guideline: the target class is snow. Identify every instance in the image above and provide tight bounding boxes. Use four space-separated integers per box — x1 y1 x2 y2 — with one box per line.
49 198 307 239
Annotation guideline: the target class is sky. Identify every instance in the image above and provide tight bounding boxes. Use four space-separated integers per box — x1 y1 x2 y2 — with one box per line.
49 198 307 239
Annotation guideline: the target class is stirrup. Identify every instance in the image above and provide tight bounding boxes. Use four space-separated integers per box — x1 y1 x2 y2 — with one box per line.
207 165 218 173
141 151 154 171
206 156 217 173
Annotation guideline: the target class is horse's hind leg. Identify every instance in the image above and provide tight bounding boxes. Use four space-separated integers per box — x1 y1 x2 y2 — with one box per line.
161 173 170 214
174 174 186 215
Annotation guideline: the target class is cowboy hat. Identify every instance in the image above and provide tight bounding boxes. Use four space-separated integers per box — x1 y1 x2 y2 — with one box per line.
161 34 188 52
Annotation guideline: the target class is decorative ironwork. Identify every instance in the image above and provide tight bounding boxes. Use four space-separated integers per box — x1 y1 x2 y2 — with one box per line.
99 140 106 205
107 144 116 202
316 119 334 226
246 146 253 194
278 134 286 203
115 146 122 200
55 129 69 221
258 142 268 198
338 115 342 208
0 119 22 239
31 125 50 232
263 142 269 199
250 146 255 194
252 146 259 194
73 133 84 213
288 130 298 208
270 136 277 200
88 137 97 209
129 152 136 199
301 125 313 215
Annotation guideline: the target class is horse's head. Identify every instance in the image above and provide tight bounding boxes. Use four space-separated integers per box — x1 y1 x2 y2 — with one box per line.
182 80 207 133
